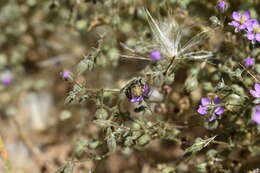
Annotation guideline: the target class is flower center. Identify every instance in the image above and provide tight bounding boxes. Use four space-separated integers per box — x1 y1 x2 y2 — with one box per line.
240 16 247 24
253 26 259 33
133 87 142 96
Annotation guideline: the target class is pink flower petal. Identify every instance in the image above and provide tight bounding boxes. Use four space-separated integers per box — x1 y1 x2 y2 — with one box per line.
243 11 251 20
150 50 162 60
213 96 221 104
256 105 260 112
232 12 241 21
209 114 217 122
201 98 210 106
214 106 224 115
244 57 254 68
130 97 144 103
245 33 255 40
252 111 260 124
229 21 240 27
254 84 260 92
2 78 12 85
239 24 247 30
256 34 260 42
197 106 208 115
250 90 260 98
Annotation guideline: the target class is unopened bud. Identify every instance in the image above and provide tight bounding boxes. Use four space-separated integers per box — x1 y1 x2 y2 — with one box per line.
95 108 109 120
137 134 151 146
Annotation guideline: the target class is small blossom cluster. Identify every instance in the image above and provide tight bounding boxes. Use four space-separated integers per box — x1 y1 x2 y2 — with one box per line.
197 96 224 121
197 83 260 125
229 11 260 43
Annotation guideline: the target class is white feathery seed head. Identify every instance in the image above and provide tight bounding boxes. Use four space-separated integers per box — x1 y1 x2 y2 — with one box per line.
144 8 213 60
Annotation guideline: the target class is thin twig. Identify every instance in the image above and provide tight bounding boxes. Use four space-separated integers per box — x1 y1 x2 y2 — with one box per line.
120 55 152 62
239 63 260 83
72 80 121 93
212 140 230 147
203 135 217 147
85 88 121 93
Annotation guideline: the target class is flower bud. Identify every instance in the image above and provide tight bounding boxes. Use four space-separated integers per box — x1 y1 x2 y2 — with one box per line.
203 82 214 92
131 131 142 140
132 123 141 130
217 1 227 12
74 139 88 157
88 139 100 149
164 73 175 85
150 50 162 61
77 56 95 74
137 134 151 146
95 108 109 120
255 64 260 74
185 76 198 92
60 70 73 81
196 163 207 173
124 137 134 147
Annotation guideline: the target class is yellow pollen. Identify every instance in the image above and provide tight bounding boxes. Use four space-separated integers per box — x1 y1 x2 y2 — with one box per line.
254 27 259 33
133 87 142 96
241 16 246 24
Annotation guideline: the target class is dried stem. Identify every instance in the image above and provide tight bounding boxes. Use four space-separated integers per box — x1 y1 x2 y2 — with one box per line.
239 63 260 83
163 56 175 76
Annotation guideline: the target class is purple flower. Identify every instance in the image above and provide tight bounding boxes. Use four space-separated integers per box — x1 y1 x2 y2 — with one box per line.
250 84 260 98
197 98 211 115
150 50 162 60
246 20 259 32
2 78 12 85
252 105 260 124
214 106 225 115
229 11 251 32
1 71 13 85
245 19 260 43
244 57 254 68
129 84 150 103
217 1 227 11
256 34 260 42
60 70 72 80
125 78 151 103
197 96 224 121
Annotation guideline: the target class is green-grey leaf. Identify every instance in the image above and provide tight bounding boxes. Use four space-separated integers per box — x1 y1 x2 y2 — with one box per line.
184 136 216 157
106 129 117 152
